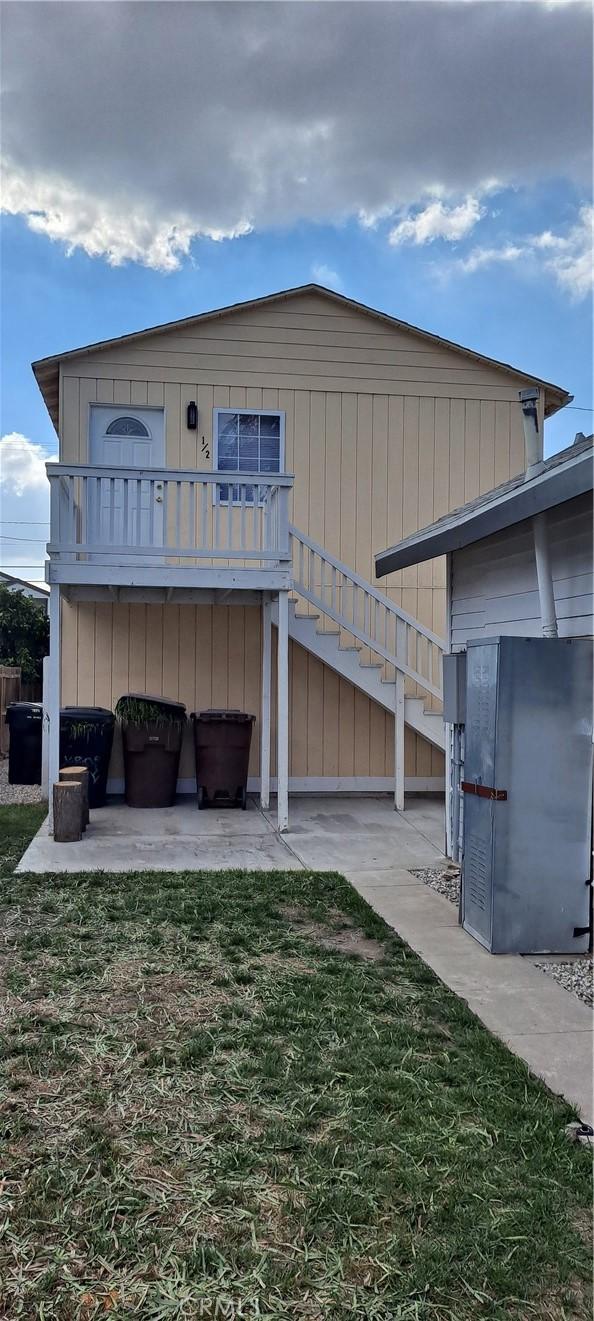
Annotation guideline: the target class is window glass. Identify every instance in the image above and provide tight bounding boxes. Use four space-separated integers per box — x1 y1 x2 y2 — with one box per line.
215 411 283 502
238 434 258 465
260 414 280 438
218 434 238 464
105 415 150 437
260 435 280 466
238 414 259 438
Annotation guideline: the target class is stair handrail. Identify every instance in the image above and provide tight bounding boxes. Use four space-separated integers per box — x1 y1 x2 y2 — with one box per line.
289 523 444 702
290 525 444 643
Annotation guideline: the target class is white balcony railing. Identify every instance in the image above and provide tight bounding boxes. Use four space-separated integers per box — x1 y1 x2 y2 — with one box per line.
46 464 293 571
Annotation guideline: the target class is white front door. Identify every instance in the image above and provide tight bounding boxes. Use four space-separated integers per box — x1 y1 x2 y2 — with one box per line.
89 406 165 556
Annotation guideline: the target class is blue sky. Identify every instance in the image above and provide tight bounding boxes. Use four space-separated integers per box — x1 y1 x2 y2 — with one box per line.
1 1 592 583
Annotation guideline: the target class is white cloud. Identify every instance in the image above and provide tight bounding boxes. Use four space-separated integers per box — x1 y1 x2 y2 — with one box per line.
1 163 251 273
0 2 590 271
0 434 55 582
458 244 524 274
311 263 343 290
0 433 56 495
537 206 593 299
458 207 592 299
389 196 484 246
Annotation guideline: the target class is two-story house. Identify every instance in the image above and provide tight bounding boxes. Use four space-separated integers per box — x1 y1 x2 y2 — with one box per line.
33 284 569 830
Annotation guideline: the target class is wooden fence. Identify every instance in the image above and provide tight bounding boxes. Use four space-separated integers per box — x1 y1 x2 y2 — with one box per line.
0 668 43 754
0 666 21 756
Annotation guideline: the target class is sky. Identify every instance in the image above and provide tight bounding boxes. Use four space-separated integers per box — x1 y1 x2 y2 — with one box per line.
1 0 592 584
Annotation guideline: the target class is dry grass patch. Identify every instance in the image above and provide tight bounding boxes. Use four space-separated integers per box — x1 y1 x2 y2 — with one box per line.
280 903 387 961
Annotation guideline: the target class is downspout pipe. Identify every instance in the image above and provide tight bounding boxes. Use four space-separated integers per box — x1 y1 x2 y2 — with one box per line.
519 387 558 638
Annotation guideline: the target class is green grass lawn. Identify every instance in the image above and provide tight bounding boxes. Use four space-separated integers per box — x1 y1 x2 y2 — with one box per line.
0 805 591 1319
0 801 46 874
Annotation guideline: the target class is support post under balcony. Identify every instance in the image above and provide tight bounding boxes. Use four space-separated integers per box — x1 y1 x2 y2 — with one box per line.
260 593 272 811
47 584 61 832
394 670 405 812
277 589 289 832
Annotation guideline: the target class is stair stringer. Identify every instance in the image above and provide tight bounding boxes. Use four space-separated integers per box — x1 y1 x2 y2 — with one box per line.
271 601 445 752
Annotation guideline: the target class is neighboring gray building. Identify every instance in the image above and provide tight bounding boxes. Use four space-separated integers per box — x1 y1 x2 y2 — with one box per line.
376 433 593 861
0 572 49 610
376 433 592 646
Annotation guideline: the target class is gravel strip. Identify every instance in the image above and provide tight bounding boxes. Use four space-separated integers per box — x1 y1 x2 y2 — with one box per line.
0 761 45 806
532 958 593 1008
413 865 461 907
414 863 593 1010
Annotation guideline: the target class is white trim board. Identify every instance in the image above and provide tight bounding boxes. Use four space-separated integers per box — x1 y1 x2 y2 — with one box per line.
49 565 292 591
106 776 445 795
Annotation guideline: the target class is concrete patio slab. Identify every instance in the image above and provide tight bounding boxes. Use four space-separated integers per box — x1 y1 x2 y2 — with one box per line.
17 799 301 873
17 794 444 875
264 795 444 871
90 800 273 837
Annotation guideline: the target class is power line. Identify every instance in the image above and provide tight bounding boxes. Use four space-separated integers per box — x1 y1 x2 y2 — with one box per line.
0 535 48 544
566 405 593 412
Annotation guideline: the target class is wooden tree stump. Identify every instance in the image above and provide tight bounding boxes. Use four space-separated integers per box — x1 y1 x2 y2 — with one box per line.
53 781 83 842
59 766 89 829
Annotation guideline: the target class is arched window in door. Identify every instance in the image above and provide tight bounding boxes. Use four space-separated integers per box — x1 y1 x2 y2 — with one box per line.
105 416 151 437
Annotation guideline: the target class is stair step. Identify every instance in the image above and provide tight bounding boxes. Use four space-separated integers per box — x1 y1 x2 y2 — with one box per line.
339 644 362 653
293 611 320 621
359 662 383 670
316 627 340 637
381 677 396 685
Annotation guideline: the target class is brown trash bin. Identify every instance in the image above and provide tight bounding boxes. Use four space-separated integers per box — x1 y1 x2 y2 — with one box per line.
116 694 186 808
191 709 255 810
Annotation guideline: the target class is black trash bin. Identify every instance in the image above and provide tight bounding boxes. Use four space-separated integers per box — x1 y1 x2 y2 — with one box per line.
116 694 186 808
6 702 43 785
60 707 115 808
191 709 255 809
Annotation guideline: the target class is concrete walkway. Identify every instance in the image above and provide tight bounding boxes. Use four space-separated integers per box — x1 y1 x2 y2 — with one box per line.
17 794 592 1120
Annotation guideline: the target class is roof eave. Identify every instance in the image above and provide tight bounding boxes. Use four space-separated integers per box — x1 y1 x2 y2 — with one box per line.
31 281 571 431
375 447 593 576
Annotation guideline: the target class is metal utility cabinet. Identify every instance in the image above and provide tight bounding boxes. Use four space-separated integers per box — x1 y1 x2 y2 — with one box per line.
461 636 593 954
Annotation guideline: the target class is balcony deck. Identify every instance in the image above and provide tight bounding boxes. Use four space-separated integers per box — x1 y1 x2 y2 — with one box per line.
46 464 294 597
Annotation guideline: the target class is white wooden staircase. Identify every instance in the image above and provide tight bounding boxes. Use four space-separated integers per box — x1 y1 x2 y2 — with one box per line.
272 525 445 807
283 600 444 749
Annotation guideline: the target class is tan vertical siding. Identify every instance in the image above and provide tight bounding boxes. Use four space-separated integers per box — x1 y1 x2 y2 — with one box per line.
62 601 432 783
58 291 543 783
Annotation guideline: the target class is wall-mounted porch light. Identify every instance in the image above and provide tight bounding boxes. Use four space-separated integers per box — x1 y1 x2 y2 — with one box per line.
186 401 198 430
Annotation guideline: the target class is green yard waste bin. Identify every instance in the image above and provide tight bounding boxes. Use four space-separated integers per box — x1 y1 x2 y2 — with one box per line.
60 707 115 808
191 709 255 809
117 694 186 808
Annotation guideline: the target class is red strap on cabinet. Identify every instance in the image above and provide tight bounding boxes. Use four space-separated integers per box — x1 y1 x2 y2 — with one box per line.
461 781 507 802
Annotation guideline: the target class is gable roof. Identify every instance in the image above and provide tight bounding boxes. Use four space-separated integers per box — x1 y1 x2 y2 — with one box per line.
0 571 50 600
375 434 593 577
32 283 571 431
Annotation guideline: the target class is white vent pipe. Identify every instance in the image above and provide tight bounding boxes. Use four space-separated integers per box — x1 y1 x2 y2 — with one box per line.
519 388 558 639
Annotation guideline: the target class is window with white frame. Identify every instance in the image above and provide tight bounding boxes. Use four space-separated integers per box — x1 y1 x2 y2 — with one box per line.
214 408 284 502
